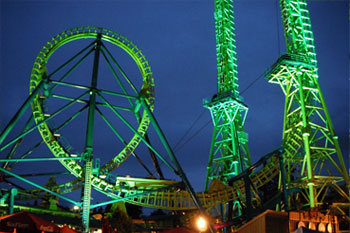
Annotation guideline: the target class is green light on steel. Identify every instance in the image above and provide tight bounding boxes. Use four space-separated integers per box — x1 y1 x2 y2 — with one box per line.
0 90 90 153
80 34 101 232
24 27 156 232
27 27 155 193
264 0 349 209
0 167 80 206
204 0 251 191
0 157 82 162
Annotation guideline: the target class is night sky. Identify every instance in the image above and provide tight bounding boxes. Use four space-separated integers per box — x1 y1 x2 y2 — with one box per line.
0 0 348 209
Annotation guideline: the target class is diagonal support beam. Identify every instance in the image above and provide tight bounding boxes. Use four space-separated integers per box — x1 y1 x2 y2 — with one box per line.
0 167 80 206
139 97 203 211
0 81 44 145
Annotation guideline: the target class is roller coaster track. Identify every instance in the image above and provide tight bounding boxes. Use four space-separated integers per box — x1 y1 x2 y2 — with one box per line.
16 148 281 211
2 2 348 225
29 26 155 180
122 153 280 210
8 26 317 213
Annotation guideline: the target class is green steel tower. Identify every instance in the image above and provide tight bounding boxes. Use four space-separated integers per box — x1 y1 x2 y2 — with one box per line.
265 0 349 210
204 0 251 191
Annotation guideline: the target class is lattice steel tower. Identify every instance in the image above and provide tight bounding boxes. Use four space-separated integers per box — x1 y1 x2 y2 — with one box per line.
204 0 251 191
265 0 349 209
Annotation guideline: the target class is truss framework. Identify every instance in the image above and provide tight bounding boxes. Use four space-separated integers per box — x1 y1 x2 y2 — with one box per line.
0 26 203 232
204 0 251 192
204 93 249 187
265 0 349 209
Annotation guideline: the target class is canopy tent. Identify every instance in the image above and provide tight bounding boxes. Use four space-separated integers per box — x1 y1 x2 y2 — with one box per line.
59 226 80 233
0 211 60 233
294 227 322 233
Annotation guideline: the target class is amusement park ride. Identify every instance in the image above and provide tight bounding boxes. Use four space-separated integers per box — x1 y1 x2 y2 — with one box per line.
0 0 348 232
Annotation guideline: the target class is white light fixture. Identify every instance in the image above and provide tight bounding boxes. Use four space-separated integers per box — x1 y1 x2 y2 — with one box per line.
196 216 208 232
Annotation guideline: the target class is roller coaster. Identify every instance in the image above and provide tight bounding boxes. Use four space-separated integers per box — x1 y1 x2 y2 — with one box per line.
0 0 349 232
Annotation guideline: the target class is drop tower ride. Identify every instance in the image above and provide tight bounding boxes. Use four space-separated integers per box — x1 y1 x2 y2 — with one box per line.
265 0 349 210
204 0 251 191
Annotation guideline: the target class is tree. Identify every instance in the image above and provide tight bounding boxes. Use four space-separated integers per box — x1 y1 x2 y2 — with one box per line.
40 176 59 210
150 209 168 216
106 207 133 233
125 202 142 219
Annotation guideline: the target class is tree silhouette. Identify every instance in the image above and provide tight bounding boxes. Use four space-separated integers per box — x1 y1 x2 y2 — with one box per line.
125 202 142 219
106 207 133 233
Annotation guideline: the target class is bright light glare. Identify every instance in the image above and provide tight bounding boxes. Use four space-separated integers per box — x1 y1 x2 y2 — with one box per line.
73 205 80 211
197 216 208 232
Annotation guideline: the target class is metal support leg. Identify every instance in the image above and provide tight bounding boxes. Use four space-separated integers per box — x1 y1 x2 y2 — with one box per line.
0 81 44 145
278 152 289 211
139 96 214 232
139 97 201 208
297 73 315 208
303 132 315 208
0 167 80 206
81 35 101 233
1 115 34 169
9 188 18 214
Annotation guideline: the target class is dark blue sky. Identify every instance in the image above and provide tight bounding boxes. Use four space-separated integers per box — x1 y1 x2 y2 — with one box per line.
0 0 348 207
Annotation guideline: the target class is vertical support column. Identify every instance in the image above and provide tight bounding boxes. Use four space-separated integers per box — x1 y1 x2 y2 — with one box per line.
297 71 315 208
81 34 101 233
303 132 315 207
278 151 289 211
221 203 227 233
9 188 18 214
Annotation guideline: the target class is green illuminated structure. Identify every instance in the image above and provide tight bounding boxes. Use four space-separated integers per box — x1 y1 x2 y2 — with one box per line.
204 0 251 191
1 1 349 231
0 27 204 232
265 0 349 210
